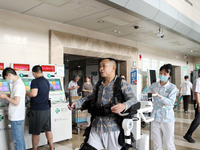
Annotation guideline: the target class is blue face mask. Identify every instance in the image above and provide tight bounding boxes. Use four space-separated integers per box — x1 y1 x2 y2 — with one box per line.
7 79 13 84
159 75 168 82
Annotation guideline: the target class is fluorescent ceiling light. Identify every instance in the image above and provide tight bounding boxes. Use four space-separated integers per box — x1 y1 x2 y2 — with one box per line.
99 16 130 26
39 0 71 6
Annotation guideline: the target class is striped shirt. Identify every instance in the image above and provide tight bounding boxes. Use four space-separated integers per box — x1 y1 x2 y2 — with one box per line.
144 81 177 123
74 76 138 133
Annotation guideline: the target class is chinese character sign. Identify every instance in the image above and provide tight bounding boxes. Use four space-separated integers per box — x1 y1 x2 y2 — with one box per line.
130 69 137 85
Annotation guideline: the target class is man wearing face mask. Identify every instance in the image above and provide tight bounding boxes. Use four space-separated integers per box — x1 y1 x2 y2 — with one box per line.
0 67 26 150
143 64 177 150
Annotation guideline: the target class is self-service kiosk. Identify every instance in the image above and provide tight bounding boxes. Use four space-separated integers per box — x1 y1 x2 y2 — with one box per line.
41 64 72 142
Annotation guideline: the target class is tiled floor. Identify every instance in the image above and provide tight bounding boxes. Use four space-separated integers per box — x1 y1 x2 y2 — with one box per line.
38 102 200 150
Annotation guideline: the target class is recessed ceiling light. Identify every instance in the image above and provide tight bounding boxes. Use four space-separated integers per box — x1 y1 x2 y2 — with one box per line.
98 20 104 23
190 50 193 52
113 30 121 34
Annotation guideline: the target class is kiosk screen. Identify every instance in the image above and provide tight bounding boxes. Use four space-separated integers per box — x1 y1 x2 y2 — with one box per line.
0 79 10 94
48 79 62 91
22 79 32 92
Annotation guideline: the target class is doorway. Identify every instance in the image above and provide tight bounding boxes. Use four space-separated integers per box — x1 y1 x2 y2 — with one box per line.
64 54 126 95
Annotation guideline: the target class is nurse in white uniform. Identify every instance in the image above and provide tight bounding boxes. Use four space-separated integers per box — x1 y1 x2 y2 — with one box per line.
145 64 177 150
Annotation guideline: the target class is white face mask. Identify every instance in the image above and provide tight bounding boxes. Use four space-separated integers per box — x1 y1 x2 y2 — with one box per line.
7 76 13 84
159 75 168 82
7 79 13 84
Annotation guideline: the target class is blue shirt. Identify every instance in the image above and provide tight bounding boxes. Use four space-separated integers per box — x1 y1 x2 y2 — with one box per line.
30 76 50 110
74 76 138 133
145 81 177 123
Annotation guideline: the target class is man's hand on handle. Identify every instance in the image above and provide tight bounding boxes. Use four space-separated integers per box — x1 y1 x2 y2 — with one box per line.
111 103 126 114
67 102 76 110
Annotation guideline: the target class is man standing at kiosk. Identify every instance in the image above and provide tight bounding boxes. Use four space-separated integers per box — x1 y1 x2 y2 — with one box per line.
0 67 26 150
26 65 54 150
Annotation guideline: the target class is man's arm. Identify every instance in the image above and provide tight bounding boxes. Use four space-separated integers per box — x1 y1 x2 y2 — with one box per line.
111 80 138 114
67 86 76 90
0 93 20 106
68 85 97 110
26 89 38 98
195 92 200 112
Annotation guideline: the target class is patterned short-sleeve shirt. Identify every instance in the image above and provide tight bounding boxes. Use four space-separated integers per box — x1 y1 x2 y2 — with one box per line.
74 76 138 133
145 81 177 123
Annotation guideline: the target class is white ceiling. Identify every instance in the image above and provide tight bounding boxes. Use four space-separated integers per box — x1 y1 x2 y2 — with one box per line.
0 0 200 57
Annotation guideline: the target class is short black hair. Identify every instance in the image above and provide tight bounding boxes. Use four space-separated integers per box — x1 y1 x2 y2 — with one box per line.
102 58 118 67
32 65 43 73
2 67 17 79
159 64 172 76
184 75 189 80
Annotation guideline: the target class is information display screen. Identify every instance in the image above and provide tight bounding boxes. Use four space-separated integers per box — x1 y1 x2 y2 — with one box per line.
48 79 62 91
22 79 32 92
149 70 156 85
0 79 10 94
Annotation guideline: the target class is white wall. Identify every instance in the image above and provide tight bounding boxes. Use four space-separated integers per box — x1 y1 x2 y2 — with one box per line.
137 42 194 88
0 10 49 67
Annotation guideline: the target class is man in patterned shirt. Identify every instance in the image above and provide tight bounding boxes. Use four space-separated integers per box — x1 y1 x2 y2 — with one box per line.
68 58 137 150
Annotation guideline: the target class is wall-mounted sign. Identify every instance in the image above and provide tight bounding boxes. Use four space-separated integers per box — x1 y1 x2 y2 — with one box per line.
0 63 4 70
130 68 137 85
132 61 136 67
13 63 30 71
91 72 97 76
195 63 200 70
41 65 55 72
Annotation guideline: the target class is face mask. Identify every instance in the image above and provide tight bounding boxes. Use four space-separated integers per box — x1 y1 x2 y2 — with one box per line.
159 75 168 82
7 79 13 84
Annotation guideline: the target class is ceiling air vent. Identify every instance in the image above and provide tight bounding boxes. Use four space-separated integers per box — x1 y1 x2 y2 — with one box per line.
185 0 193 7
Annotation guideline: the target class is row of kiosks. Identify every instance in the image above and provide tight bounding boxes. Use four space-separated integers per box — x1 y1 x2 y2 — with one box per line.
0 63 72 150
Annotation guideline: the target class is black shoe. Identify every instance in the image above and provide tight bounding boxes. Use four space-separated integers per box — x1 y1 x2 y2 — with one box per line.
183 135 195 143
